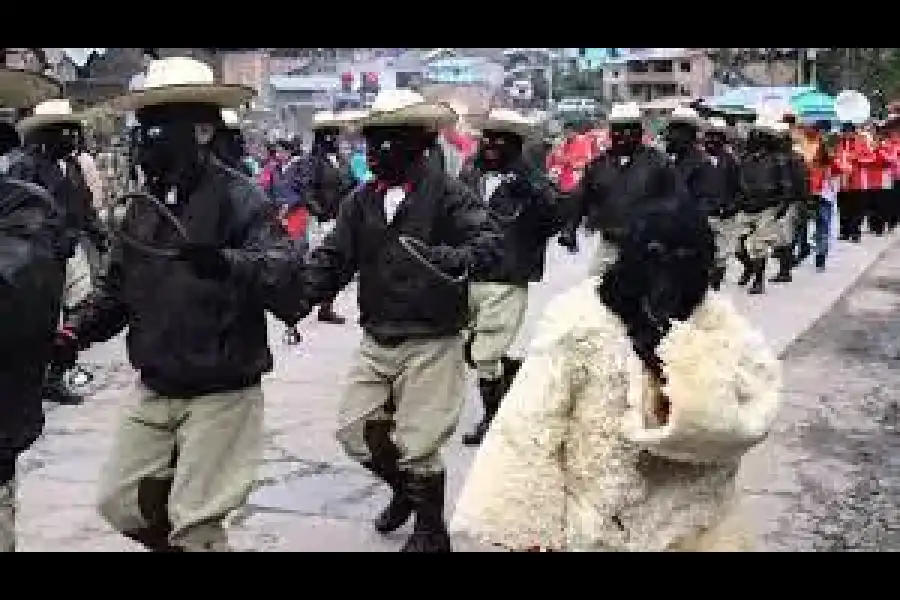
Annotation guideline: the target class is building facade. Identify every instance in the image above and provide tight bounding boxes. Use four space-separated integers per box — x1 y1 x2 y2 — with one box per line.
602 48 714 103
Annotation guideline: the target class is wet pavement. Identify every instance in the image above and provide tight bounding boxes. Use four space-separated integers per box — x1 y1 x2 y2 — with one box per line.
14 230 900 551
746 243 900 552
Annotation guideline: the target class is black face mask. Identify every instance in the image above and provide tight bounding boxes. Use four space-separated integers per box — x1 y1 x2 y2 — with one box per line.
609 124 642 157
475 130 523 172
664 123 697 156
314 128 340 155
27 124 82 161
703 132 726 155
134 103 221 188
363 126 428 185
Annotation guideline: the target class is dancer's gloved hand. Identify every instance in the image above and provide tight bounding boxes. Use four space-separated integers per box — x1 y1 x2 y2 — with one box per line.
400 236 468 278
49 327 79 371
177 242 231 280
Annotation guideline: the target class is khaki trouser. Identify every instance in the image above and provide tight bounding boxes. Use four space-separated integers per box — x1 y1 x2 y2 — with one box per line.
97 382 263 552
743 207 781 260
0 476 14 553
708 215 746 270
63 243 93 311
336 334 466 475
467 283 529 380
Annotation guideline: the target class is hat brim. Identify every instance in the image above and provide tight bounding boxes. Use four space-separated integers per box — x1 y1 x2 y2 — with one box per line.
16 113 83 135
103 83 256 113
608 115 642 124
359 102 457 130
469 116 535 137
0 68 62 109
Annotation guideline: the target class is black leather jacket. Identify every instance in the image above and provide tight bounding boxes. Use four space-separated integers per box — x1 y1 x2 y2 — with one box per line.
303 166 501 344
459 159 564 284
67 157 307 398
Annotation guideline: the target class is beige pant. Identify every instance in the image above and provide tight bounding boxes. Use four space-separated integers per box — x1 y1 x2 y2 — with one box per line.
467 283 529 380
97 382 263 552
744 207 789 260
337 334 466 474
0 476 14 553
708 215 746 268
63 243 93 311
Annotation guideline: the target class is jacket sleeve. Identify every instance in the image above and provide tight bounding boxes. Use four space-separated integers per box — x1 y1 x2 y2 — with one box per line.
523 170 566 238
444 181 502 275
66 237 130 348
302 191 360 306
450 329 579 551
221 183 309 324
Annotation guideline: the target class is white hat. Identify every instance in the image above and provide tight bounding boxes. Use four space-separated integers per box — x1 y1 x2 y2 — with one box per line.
358 89 457 130
706 116 728 131
312 110 342 130
469 108 537 137
750 118 780 134
0 67 62 109
104 57 255 113
668 106 701 126
608 102 642 124
221 108 240 129
17 98 83 134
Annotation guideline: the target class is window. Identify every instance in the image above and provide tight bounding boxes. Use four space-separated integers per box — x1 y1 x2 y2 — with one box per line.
578 48 587 57
628 61 649 73
679 61 691 73
652 60 673 73
610 84 620 99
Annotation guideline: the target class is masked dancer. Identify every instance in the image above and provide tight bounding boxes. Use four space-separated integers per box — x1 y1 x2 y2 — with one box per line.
299 89 501 552
457 109 564 446
11 98 109 405
57 57 307 552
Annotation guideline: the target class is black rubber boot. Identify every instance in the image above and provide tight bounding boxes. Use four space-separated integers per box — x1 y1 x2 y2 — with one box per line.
43 364 83 405
769 247 793 283
363 420 413 534
710 265 726 290
316 300 346 325
748 259 766 295
123 476 179 551
462 377 504 447
735 238 753 286
400 471 452 553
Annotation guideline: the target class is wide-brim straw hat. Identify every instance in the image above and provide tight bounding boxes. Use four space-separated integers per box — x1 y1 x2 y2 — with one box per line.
357 89 457 130
0 67 62 109
103 57 255 113
608 102 642 124
469 108 537 137
706 116 729 131
16 98 84 134
667 105 702 127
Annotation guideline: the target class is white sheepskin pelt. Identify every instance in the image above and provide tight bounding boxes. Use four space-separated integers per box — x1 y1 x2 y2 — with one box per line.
450 280 781 552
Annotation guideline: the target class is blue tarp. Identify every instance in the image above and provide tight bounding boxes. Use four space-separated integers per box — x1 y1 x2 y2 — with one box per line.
790 90 836 118
706 86 814 111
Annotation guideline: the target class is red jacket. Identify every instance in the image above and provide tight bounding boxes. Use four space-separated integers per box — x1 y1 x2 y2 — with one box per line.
854 140 891 190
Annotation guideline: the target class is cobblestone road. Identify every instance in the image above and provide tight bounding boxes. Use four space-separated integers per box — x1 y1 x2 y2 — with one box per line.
14 231 900 551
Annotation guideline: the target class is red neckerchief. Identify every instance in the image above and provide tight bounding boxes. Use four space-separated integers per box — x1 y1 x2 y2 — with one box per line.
372 180 414 194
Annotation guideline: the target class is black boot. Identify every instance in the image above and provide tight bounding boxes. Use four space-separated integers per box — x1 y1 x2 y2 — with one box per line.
362 420 413 534
316 300 346 325
769 247 793 283
462 377 505 447
400 471 452 553
735 239 752 286
710 265 726 290
43 363 83 405
748 259 766 295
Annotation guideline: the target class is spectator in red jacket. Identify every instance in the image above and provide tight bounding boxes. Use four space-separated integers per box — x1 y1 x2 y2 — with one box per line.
833 125 867 242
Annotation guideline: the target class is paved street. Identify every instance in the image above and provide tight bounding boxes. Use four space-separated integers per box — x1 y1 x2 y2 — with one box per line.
14 231 900 552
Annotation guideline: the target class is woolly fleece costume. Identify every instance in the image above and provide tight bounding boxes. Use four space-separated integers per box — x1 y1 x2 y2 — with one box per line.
450 277 781 552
